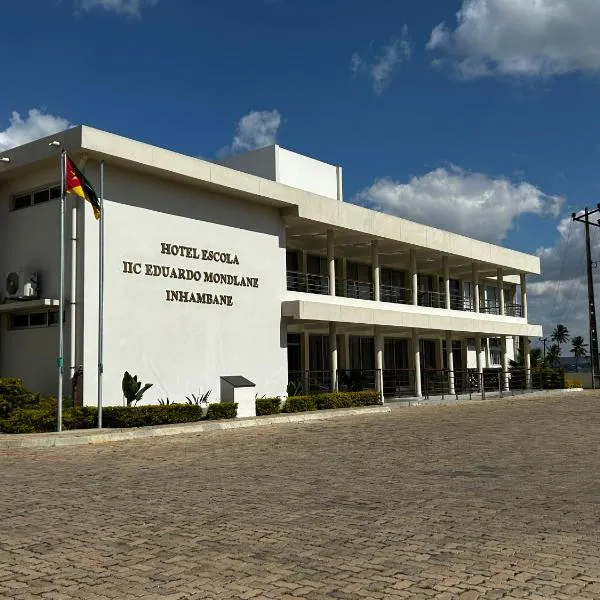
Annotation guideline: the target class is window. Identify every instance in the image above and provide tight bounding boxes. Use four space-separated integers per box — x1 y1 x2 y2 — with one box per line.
10 309 61 330
11 184 60 211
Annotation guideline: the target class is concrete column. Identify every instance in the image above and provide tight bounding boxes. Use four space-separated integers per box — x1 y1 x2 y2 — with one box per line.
433 270 440 308
375 326 384 402
300 250 308 274
446 331 455 395
343 333 350 370
443 256 451 310
329 321 338 391
302 331 310 393
475 335 483 375
410 249 418 306
501 336 509 391
372 240 380 302
437 338 444 371
520 274 528 320
485 338 491 368
412 328 422 398
497 267 505 316
523 336 532 389
327 229 335 297
472 263 480 313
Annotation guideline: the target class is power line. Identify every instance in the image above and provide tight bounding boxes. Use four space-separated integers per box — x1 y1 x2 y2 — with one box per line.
571 206 600 388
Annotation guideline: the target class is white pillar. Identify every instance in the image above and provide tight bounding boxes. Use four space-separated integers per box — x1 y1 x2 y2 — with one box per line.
501 336 509 390
412 328 422 398
375 326 384 402
372 240 380 302
523 336 532 389
443 256 450 310
446 331 455 395
520 274 528 320
410 249 418 306
327 229 335 297
475 335 483 375
303 331 310 393
329 321 338 391
433 270 440 307
472 263 480 313
437 338 444 371
497 267 505 316
343 333 350 370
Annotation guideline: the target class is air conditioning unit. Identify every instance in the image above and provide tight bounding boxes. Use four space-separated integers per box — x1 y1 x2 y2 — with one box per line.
5 270 39 300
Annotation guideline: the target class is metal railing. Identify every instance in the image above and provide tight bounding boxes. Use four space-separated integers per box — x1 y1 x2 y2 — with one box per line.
336 279 374 300
380 284 412 305
285 271 523 319
418 290 445 308
286 270 329 295
480 302 500 315
505 303 523 317
287 368 566 398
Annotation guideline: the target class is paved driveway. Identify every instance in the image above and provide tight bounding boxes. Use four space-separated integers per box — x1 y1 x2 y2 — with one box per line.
2 393 600 599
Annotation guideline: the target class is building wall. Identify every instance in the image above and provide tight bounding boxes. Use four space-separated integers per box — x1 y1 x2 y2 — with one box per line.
276 148 340 200
218 146 277 182
0 168 75 396
81 162 288 407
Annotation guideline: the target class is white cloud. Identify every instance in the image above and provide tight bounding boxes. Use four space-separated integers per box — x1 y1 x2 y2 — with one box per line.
0 109 71 152
427 0 600 78
355 165 563 244
222 110 282 156
75 0 158 16
352 26 412 93
528 214 600 341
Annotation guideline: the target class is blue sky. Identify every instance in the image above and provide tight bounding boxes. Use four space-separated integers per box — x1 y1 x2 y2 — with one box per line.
2 0 600 343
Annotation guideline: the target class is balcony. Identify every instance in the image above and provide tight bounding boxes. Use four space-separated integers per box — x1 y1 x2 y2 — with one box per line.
286 270 524 318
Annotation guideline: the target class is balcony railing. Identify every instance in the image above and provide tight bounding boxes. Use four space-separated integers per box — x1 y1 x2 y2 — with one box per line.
287 368 567 398
285 271 523 318
505 303 523 318
380 284 412 305
336 279 374 300
286 270 329 295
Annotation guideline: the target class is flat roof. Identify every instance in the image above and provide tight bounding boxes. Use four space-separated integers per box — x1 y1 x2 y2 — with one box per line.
0 125 541 275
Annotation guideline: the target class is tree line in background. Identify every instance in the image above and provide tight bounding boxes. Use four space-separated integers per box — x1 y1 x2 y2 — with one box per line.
541 325 588 371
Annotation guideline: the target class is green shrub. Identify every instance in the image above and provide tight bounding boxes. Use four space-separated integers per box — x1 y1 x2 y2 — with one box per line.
0 407 54 433
282 395 318 413
103 404 204 428
256 397 281 416
63 407 98 430
205 402 237 420
564 378 582 389
0 378 40 419
282 391 381 413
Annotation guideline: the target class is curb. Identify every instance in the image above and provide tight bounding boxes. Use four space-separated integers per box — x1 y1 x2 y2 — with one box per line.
0 405 391 450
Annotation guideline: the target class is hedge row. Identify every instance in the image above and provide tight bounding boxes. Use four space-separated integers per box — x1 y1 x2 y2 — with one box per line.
0 402 238 434
256 397 282 416
282 391 381 414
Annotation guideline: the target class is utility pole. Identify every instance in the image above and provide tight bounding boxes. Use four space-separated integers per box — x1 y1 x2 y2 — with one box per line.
572 206 600 389
540 337 548 362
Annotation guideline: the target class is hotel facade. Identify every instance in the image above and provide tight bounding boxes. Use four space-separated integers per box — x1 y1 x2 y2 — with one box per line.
0 127 542 407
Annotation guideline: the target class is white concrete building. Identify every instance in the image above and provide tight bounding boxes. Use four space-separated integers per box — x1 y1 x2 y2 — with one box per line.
0 126 542 407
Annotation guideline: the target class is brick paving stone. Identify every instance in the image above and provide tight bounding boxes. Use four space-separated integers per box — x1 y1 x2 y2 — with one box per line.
3 392 600 599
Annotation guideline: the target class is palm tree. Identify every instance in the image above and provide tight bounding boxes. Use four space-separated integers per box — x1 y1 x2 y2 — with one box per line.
551 324 570 358
530 347 543 367
570 336 588 372
545 344 561 368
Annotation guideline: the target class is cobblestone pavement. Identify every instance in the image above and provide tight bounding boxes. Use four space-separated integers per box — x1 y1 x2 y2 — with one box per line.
2 393 600 600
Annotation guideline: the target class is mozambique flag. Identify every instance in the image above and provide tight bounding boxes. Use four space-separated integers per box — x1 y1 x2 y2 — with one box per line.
64 155 101 220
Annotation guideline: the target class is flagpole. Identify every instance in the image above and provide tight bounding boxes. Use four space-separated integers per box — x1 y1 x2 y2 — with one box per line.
98 160 105 428
57 150 66 433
